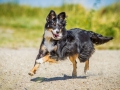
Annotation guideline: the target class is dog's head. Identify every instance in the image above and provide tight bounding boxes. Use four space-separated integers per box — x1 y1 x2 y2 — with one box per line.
44 10 66 40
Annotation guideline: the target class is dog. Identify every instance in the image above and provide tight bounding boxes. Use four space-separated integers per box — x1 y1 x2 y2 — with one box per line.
29 10 113 77
28 10 66 76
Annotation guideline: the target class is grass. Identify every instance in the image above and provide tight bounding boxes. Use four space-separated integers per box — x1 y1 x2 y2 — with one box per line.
0 3 120 49
0 27 43 48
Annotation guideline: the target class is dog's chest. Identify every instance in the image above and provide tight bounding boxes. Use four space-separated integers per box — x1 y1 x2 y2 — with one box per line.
44 40 55 52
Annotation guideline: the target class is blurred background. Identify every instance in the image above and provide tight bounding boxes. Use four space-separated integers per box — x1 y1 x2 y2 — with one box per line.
0 0 120 49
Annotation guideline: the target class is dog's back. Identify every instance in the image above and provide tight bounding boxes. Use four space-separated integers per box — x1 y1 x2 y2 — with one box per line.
57 28 113 62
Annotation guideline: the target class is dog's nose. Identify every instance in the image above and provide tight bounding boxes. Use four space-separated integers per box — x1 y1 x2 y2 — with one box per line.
56 31 60 34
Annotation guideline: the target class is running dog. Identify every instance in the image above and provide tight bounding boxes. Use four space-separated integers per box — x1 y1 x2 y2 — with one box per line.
28 10 113 77
28 10 66 76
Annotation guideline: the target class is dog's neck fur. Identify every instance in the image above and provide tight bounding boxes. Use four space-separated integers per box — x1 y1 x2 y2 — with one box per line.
43 36 57 52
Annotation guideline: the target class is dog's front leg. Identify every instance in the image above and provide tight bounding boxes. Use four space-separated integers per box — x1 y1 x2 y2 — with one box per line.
28 39 48 76
30 53 57 76
36 54 57 64
29 54 57 76
28 54 47 76
28 63 40 76
28 54 49 76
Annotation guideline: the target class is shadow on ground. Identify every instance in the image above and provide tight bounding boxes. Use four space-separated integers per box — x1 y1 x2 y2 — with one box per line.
31 75 87 82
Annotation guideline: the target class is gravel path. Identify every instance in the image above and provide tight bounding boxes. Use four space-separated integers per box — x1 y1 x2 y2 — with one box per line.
0 48 120 90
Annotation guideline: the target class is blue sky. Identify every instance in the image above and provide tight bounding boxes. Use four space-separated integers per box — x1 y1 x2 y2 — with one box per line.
0 0 119 9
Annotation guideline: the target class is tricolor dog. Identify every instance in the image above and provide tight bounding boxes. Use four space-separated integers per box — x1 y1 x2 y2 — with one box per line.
29 10 113 77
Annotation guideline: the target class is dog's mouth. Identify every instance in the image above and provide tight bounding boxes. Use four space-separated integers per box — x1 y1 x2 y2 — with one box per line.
52 32 62 40
53 33 59 38
52 32 59 38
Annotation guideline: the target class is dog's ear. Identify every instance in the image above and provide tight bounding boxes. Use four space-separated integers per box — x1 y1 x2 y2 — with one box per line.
58 12 66 20
46 10 56 21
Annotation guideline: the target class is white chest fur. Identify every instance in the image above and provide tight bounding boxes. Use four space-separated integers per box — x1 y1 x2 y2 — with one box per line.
44 39 55 52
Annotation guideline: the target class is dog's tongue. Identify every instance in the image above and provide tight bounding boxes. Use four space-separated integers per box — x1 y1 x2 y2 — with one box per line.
54 34 59 38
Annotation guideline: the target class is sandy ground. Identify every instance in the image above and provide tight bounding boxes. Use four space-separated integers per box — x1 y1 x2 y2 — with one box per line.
0 48 120 90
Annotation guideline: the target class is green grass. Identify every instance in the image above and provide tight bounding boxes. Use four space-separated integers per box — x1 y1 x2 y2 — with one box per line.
0 27 43 48
0 3 120 49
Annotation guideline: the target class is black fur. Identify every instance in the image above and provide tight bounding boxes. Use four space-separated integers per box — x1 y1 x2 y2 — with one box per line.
35 38 58 60
36 10 113 63
29 10 113 77
88 31 113 45
56 28 113 62
35 10 66 60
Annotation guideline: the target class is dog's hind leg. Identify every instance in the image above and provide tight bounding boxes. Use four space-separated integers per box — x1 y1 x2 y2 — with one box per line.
69 54 78 77
84 60 89 74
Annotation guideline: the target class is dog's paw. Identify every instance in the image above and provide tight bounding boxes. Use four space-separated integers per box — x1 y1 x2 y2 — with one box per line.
72 75 77 78
84 70 90 75
72 73 77 78
28 72 34 76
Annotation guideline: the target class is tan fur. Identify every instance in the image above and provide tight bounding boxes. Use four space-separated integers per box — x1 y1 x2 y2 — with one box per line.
45 37 51 41
29 63 40 76
69 54 78 77
29 52 89 76
48 28 53 32
53 46 57 51
41 45 46 51
28 54 57 76
84 60 89 73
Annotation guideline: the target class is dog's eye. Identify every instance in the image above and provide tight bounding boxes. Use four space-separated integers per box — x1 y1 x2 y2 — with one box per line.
52 22 56 26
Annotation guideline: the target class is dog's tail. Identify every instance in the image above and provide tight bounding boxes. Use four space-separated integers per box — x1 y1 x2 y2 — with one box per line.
88 31 113 45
